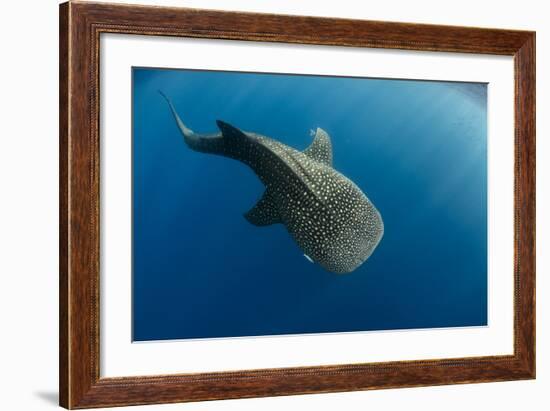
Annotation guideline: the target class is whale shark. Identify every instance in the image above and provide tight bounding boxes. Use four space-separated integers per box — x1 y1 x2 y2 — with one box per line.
160 92 384 273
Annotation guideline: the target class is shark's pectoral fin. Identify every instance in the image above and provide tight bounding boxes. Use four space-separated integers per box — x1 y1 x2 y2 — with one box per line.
303 127 333 166
244 189 281 227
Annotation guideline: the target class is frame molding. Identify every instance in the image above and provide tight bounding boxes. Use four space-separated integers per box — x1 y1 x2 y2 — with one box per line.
59 1 535 408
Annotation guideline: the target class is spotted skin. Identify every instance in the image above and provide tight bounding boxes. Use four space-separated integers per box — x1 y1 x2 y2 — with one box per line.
161 93 384 273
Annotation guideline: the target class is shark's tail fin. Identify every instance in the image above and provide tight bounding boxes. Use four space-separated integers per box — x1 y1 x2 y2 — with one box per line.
158 91 195 139
159 91 224 154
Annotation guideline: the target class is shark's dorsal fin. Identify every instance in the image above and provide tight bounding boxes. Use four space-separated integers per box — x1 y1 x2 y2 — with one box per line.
303 128 333 166
244 189 281 226
216 120 249 143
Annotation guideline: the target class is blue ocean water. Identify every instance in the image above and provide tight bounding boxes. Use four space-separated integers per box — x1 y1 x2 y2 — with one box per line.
132 67 487 341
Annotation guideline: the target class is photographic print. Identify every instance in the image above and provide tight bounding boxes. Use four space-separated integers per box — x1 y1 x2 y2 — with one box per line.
132 67 488 342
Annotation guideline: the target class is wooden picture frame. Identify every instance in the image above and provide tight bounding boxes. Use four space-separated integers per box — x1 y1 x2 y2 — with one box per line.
59 1 535 408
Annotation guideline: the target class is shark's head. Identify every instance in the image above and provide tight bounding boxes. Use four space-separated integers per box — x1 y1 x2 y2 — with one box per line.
320 204 384 274
304 178 384 274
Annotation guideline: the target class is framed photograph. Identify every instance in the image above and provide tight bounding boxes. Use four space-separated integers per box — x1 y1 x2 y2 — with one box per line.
59 1 535 409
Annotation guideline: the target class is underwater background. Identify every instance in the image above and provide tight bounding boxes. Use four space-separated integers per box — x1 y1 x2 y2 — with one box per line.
132 67 487 341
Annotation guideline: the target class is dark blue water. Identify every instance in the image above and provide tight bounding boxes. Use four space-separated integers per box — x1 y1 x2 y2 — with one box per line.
132 67 487 341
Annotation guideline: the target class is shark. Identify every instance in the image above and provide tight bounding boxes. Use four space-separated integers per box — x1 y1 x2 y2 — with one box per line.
160 92 384 274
